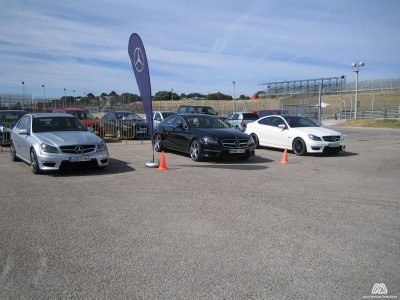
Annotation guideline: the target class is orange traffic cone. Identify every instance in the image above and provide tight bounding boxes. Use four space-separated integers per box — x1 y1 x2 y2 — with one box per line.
280 148 288 164
158 151 168 171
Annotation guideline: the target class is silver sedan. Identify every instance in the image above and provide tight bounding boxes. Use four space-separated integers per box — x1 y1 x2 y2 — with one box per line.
10 113 109 174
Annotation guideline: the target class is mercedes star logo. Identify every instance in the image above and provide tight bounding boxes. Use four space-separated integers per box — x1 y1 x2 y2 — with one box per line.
74 146 84 154
134 47 144 72
234 139 240 147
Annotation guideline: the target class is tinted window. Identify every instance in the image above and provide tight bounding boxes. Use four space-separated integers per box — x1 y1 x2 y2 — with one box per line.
269 117 286 128
0 111 27 122
162 115 177 126
242 113 259 120
258 117 271 125
161 112 175 118
185 116 228 128
284 116 318 128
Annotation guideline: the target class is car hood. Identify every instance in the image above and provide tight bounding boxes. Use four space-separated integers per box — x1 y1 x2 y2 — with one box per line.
193 128 250 140
291 127 342 136
34 131 102 146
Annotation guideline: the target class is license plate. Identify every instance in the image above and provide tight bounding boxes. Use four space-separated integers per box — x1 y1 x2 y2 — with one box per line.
329 142 340 147
70 155 91 162
229 149 245 154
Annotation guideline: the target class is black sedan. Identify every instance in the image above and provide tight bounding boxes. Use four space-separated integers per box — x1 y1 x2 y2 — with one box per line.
154 114 256 161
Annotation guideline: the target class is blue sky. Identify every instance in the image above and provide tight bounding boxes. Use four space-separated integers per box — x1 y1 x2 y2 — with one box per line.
0 0 399 98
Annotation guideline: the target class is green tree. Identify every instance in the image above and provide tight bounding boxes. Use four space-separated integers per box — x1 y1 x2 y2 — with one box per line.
206 92 232 100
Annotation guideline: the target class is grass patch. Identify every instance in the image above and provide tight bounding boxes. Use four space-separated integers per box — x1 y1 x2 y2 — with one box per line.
340 119 400 128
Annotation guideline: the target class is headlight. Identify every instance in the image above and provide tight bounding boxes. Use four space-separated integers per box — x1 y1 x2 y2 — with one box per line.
40 143 59 153
248 136 255 145
0 126 10 132
203 136 218 144
308 134 322 141
96 141 107 152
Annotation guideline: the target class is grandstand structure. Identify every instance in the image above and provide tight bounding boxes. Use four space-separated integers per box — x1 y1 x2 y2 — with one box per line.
258 76 346 98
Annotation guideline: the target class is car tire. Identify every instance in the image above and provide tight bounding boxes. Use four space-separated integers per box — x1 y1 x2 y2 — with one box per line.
293 138 307 156
154 133 163 152
250 133 260 149
189 139 202 161
10 141 19 161
30 149 41 174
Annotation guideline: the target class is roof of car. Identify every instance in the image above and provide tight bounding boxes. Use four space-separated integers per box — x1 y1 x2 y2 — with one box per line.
30 113 76 118
0 110 28 113
53 108 86 112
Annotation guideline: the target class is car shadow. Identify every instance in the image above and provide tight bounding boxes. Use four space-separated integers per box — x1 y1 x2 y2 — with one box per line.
50 158 135 177
257 146 359 157
174 155 272 171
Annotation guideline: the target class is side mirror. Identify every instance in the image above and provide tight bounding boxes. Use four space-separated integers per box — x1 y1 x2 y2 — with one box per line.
18 129 29 135
175 122 184 129
278 124 286 130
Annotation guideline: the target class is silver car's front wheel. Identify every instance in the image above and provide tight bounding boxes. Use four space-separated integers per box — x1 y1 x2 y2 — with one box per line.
30 149 41 174
10 141 19 161
190 139 202 161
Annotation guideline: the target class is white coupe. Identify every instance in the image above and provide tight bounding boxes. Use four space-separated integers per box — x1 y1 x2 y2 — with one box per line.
245 115 346 155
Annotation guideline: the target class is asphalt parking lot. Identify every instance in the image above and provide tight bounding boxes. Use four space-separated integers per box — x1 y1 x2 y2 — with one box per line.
0 126 399 299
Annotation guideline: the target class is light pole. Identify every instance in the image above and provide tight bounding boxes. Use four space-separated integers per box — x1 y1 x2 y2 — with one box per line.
232 81 236 112
351 61 365 119
42 84 45 112
73 89 76 108
171 89 174 101
21 81 25 110
63 88 66 108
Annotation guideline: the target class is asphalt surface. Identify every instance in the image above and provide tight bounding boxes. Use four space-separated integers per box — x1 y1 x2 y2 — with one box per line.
0 127 399 299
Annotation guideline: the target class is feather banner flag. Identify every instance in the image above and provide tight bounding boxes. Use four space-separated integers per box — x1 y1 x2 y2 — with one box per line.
128 33 154 144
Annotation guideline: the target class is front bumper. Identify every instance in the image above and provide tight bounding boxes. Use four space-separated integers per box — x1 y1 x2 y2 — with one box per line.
36 149 109 171
201 142 256 159
306 140 346 153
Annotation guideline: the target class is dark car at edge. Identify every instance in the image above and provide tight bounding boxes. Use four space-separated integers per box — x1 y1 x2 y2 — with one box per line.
153 114 256 161
0 110 28 146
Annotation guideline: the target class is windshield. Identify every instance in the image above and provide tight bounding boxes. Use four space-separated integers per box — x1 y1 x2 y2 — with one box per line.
242 113 259 120
68 111 95 120
195 107 216 114
0 111 26 123
185 116 229 129
32 116 87 133
115 112 142 120
161 112 175 118
284 116 319 128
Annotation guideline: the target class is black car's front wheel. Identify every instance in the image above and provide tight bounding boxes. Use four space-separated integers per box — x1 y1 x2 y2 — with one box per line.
154 133 163 152
189 139 202 161
30 149 41 174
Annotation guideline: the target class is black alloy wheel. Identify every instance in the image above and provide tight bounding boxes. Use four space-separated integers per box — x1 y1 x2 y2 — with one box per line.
190 139 202 161
154 134 163 152
293 138 307 156
30 149 41 174
250 133 260 149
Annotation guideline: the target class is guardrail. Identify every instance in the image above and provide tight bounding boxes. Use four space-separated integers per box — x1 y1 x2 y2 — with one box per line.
338 109 400 119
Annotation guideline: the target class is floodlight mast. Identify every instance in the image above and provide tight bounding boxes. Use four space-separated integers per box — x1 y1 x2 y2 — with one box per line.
352 61 365 119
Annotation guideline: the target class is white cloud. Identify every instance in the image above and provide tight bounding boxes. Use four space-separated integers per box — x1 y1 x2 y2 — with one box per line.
0 0 399 97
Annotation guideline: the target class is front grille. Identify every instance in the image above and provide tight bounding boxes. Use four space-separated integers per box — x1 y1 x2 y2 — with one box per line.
322 136 341 142
221 139 249 148
60 145 96 154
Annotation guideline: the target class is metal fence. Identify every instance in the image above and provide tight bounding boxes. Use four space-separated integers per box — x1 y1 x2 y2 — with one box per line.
338 109 400 120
